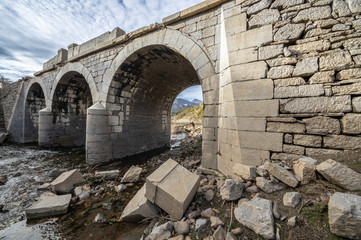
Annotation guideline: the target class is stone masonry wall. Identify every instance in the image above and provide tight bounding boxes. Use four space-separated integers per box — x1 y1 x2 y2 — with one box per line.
0 80 23 130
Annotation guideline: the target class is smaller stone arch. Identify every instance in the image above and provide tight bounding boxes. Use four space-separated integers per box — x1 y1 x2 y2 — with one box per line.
23 78 49 108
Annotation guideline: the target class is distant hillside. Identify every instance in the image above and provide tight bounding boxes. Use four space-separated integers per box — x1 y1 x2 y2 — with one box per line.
171 98 202 114
174 102 203 121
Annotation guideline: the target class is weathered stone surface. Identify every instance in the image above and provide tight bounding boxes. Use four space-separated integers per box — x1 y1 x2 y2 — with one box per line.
220 179 244 201
271 0 305 9
95 170 120 179
248 9 280 28
293 158 316 184
213 226 226 240
121 166 142 183
274 84 324 98
316 159 361 191
293 134 322 147
259 44 283 60
293 57 319 77
233 163 257 180
341 114 361 134
274 77 305 87
0 132 8 143
293 6 332 22
283 192 301 208
146 222 173 240
283 144 305 155
121 185 159 222
267 65 294 79
210 216 224 228
267 58 298 68
288 40 330 54
201 208 215 218
328 192 361 239
274 23 305 41
50 169 84 194
234 197 274 239
320 50 353 71
264 162 299 187
344 37 361 53
288 216 297 227
247 0 272 15
306 148 343 156
337 68 361 80
352 96 361 112
174 221 190 235
303 116 341 135
271 153 304 161
266 122 305 133
324 135 361 150
25 193 71 220
346 0 361 13
145 159 200 220
195 218 208 231
333 0 352 17
309 71 335 84
280 96 352 113
256 177 285 193
332 82 361 96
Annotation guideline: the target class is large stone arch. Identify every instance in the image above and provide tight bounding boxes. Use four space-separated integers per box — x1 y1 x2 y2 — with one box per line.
23 78 49 108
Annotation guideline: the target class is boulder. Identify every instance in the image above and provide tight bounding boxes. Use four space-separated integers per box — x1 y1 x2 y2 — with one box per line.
316 159 361 191
234 197 275 239
293 158 316 184
233 163 257 180
145 159 200 220
256 177 285 193
328 192 361 239
121 166 142 183
50 169 84 194
213 226 226 240
145 222 173 240
283 192 301 208
25 193 71 220
264 162 299 187
220 179 244 201
0 132 8 143
174 221 189 235
95 170 120 179
121 185 159 222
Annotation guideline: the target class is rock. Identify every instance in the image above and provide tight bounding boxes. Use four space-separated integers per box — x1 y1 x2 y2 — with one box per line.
201 208 215 218
245 185 259 193
234 197 275 239
188 210 201 219
320 50 353 71
273 202 281 219
25 193 71 220
303 116 340 135
204 190 214 201
115 184 127 192
233 163 257 180
324 135 361 150
346 0 361 13
38 182 50 190
267 58 298 68
121 166 142 183
247 0 272 15
287 216 297 227
268 65 294 79
264 162 299 188
293 158 316 184
274 23 305 41
337 68 361 80
283 192 301 208
0 174 7 185
237 198 249 206
293 134 322 147
121 185 159 222
274 84 324 98
210 216 224 228
288 40 330 55
271 0 304 9
316 159 361 191
293 57 319 77
220 179 244 201
173 221 189 235
256 165 269 177
226 232 237 240
74 185 90 200
213 226 226 240
333 0 352 17
145 159 200 220
259 44 284 60
95 170 120 179
248 9 280 28
309 71 335 84
0 132 8 143
145 222 173 240
328 192 361 239
293 6 332 22
94 213 105 223
231 227 242 235
195 218 208 231
50 169 84 194
169 236 184 240
353 96 361 112
256 177 285 193
341 114 361 134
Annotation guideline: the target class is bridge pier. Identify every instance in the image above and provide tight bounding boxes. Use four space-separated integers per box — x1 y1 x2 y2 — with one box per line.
38 107 55 147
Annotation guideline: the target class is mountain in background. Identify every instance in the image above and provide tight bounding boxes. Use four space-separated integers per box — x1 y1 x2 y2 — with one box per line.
171 98 202 115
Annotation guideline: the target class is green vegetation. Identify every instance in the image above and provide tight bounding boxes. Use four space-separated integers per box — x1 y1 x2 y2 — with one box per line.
173 103 203 120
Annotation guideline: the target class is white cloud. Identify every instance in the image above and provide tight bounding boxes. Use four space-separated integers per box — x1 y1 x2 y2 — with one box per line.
0 0 203 81
178 85 203 101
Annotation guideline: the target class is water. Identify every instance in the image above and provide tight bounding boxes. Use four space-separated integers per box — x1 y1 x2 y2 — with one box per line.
170 133 187 149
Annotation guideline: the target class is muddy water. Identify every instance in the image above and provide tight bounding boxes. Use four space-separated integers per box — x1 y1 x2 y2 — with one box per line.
0 133 187 240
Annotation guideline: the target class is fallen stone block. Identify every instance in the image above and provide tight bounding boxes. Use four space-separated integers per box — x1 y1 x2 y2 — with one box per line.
256 177 285 193
220 179 244 201
233 163 257 180
283 192 301 208
293 157 316 184
316 159 361 191
328 192 361 239
145 159 200 220
50 169 84 194
0 132 8 144
234 197 275 239
25 193 71 220
95 170 120 179
121 185 159 222
121 166 142 183
264 162 299 187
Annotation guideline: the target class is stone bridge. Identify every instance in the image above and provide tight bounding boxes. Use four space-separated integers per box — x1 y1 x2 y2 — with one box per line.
1 0 361 176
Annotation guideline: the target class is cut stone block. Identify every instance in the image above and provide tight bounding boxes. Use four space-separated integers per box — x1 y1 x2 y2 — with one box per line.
25 193 71 220
264 162 299 188
50 169 84 194
121 185 159 222
233 163 257 180
293 158 316 184
145 159 200 220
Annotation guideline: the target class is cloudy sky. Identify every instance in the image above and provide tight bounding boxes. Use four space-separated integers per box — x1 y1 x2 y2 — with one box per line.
0 0 203 100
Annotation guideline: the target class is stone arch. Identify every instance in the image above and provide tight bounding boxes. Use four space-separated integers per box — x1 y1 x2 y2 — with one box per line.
23 78 49 107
